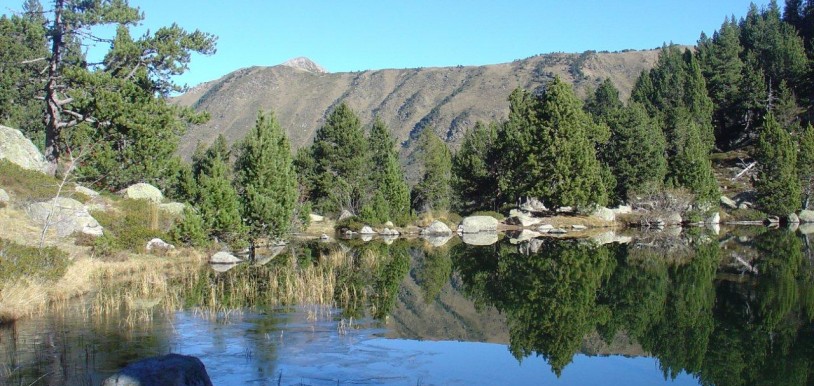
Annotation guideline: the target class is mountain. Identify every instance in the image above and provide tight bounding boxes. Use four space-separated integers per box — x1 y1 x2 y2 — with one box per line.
174 50 660 162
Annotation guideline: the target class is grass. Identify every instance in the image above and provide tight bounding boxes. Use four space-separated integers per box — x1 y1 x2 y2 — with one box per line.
91 199 177 255
0 159 90 204
0 238 70 322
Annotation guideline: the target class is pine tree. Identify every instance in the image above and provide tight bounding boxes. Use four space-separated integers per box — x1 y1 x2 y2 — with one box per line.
234 111 298 244
670 113 720 207
306 103 370 214
169 207 209 248
604 103 668 202
192 134 231 178
584 78 623 122
196 155 244 245
797 124 814 209
755 113 801 216
367 117 411 225
496 87 540 204
531 77 607 210
452 121 500 213
413 129 452 213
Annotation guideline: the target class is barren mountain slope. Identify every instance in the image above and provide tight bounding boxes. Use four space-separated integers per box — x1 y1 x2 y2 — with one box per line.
175 49 660 160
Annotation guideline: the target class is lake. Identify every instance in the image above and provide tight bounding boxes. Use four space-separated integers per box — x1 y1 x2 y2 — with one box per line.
1 227 812 385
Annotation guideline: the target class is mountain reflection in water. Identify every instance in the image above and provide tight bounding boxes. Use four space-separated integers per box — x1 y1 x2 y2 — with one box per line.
0 228 812 385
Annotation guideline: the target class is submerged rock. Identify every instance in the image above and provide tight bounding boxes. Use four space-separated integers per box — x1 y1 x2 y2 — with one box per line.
462 232 499 246
422 234 453 247
506 212 543 227
210 251 242 264
102 353 212 386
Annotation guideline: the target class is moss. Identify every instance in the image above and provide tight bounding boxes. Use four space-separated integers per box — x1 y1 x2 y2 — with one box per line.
0 238 69 289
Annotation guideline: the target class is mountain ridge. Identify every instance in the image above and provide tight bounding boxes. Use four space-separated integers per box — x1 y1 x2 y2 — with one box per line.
174 49 661 165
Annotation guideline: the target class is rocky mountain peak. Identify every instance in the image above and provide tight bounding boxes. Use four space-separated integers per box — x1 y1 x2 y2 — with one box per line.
280 57 328 74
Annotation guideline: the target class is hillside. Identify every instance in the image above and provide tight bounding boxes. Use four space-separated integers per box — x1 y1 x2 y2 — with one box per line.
174 50 660 161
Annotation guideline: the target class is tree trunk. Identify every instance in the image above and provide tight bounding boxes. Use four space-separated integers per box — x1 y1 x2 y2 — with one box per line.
43 0 64 175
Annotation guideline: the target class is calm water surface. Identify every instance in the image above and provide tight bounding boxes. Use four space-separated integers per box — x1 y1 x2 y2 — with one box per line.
1 227 812 385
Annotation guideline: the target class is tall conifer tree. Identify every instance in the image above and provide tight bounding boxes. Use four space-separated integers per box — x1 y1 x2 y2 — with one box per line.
367 117 411 224
413 130 452 212
755 113 801 215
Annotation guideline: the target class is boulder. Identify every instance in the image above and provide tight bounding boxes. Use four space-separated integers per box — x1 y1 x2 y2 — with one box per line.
738 202 753 209
590 231 633 245
379 228 399 236
28 197 103 237
384 221 395 228
767 216 781 224
519 197 547 212
119 183 163 203
102 354 212 386
462 232 499 246
146 238 175 253
75 185 100 199
309 213 325 222
359 225 376 235
506 212 543 227
0 188 9 206
509 229 541 244
788 213 800 224
158 202 186 216
537 224 554 233
338 210 354 221
421 220 452 236
549 228 568 234
0 125 49 173
720 196 737 209
571 224 587 230
209 251 242 264
800 223 814 235
592 206 615 222
460 216 499 233
798 210 814 223
705 212 721 225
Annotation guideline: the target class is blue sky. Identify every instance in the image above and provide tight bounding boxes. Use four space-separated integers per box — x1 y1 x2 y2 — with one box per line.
2 0 769 88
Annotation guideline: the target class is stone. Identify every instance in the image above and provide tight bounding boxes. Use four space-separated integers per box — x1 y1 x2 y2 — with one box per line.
706 223 721 235
590 231 633 245
102 354 212 386
28 197 103 237
549 228 568 234
384 221 395 228
210 251 242 264
146 238 174 253
379 228 399 236
592 206 615 222
788 213 800 224
663 212 682 225
460 215 499 233
799 223 814 235
705 212 720 225
0 125 49 173
310 213 325 222
359 225 376 234
506 212 543 227
571 224 587 230
421 220 452 236
319 234 331 241
158 202 186 216
537 224 554 233
720 196 737 209
798 210 814 223
75 185 100 198
738 202 753 209
360 234 374 242
0 188 9 206
338 210 354 221
119 183 163 203
767 216 781 224
462 232 499 246
519 197 547 212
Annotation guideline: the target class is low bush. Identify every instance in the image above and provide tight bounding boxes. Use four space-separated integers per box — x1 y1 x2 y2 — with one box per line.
0 238 69 288
728 208 767 222
91 199 172 255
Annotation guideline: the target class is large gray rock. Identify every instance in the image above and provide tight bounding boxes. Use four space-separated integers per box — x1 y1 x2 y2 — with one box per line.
146 238 175 253
800 223 814 235
359 225 376 235
590 231 633 245
0 125 49 173
720 196 738 209
421 220 452 236
102 354 212 386
592 206 615 222
509 229 542 244
788 213 800 224
422 234 453 247
210 251 242 264
75 185 100 199
28 197 103 237
119 183 163 203
799 210 814 223
460 216 499 233
338 210 354 221
462 232 499 246
519 197 547 212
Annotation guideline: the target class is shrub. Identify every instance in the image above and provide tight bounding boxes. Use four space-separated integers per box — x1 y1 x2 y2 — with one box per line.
91 199 171 254
0 238 69 287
